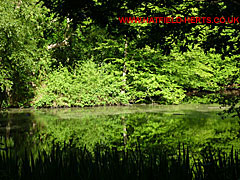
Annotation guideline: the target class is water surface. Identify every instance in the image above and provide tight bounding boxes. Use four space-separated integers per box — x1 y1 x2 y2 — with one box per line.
0 104 239 155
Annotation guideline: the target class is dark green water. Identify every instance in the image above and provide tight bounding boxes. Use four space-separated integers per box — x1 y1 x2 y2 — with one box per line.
0 104 239 156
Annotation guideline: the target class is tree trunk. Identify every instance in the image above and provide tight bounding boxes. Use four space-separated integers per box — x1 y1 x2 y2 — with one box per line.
121 37 128 94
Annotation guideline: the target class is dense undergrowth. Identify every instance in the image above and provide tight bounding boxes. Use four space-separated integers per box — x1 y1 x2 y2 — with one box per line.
33 61 128 107
32 49 240 108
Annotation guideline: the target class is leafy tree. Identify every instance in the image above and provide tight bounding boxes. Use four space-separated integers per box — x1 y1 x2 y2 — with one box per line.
0 0 51 107
1 0 239 107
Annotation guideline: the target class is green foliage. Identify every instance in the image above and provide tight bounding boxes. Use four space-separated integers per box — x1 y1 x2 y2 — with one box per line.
124 45 185 104
34 114 123 152
25 105 239 154
122 46 232 104
0 0 51 107
0 0 239 108
34 61 128 107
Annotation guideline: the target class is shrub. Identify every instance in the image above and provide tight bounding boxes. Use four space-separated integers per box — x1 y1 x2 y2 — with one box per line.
33 61 128 107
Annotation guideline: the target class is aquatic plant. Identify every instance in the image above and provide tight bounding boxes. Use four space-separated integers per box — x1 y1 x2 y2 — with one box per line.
0 144 239 180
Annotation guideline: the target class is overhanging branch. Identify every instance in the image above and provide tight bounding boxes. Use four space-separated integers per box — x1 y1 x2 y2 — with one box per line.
47 18 72 50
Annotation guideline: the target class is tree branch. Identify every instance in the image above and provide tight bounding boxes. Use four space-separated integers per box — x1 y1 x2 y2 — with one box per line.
15 0 22 9
47 39 69 50
47 18 72 50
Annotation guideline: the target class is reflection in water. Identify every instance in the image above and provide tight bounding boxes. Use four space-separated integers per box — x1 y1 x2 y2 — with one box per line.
0 105 239 179
121 115 128 146
6 121 10 139
0 104 238 154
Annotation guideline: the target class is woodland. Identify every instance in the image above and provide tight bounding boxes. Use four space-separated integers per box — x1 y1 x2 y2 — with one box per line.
1 1 240 179
0 0 239 115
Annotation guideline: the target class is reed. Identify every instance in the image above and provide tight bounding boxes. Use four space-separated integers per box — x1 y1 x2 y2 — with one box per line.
0 144 239 180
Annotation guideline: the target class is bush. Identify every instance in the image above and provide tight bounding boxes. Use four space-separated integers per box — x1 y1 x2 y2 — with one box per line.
34 61 128 107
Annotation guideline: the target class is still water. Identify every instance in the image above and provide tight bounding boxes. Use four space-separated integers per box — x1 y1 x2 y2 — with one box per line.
0 104 239 155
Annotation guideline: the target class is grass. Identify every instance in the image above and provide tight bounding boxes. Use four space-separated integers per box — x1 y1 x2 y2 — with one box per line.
0 144 239 180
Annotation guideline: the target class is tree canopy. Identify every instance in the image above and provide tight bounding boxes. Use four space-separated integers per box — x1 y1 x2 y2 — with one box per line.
41 0 240 55
0 0 239 113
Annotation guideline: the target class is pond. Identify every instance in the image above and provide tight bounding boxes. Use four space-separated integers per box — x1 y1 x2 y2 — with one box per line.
1 104 240 179
0 104 239 155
